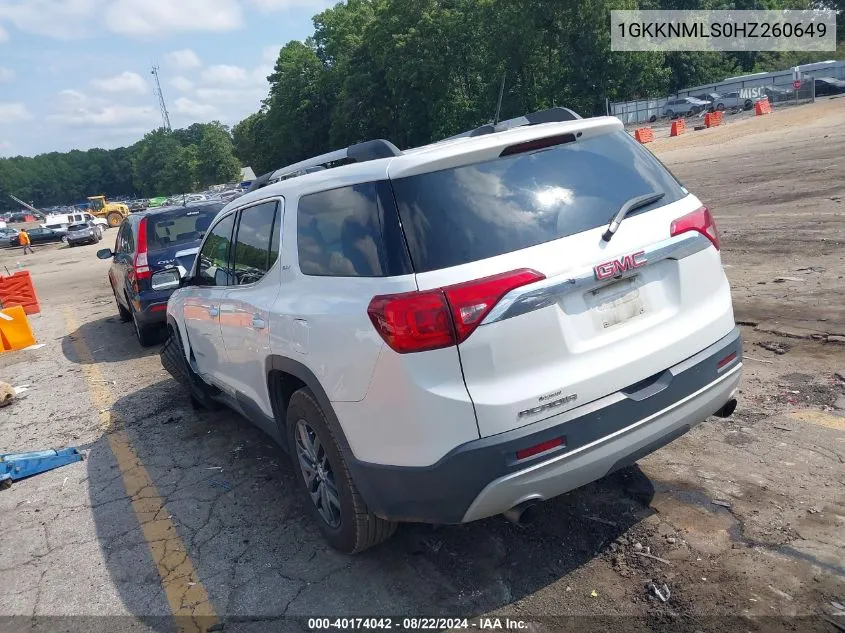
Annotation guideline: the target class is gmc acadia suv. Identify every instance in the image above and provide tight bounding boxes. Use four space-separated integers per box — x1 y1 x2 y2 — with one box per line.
160 109 742 553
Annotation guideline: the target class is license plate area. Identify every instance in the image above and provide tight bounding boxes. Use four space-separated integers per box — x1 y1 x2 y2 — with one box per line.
586 275 646 330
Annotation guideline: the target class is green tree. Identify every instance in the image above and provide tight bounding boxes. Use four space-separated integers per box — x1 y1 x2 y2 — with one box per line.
263 40 332 167
3 0 844 212
232 111 274 175
196 122 241 188
132 129 186 196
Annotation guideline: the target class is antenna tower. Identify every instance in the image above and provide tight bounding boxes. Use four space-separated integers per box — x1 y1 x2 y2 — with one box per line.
150 65 172 131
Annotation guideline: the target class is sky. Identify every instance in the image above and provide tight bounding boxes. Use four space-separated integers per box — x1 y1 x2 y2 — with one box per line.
0 0 330 158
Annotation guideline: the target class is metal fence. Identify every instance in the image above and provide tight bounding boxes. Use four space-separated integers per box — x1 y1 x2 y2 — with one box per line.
609 59 844 125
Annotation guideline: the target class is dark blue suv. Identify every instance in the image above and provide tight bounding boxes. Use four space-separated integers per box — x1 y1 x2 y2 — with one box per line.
97 202 224 346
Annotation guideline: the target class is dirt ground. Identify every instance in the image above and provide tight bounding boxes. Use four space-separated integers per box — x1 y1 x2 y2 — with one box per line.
0 97 843 633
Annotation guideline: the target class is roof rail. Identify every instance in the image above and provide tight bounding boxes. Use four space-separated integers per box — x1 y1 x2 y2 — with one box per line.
246 171 273 192
259 139 402 188
443 107 583 141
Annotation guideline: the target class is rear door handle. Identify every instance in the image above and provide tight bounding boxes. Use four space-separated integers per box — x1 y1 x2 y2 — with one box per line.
251 315 266 330
622 369 671 401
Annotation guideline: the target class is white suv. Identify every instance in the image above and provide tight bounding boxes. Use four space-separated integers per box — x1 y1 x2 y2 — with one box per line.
160 108 742 553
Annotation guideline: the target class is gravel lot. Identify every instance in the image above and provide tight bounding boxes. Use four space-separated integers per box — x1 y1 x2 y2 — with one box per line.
0 98 843 633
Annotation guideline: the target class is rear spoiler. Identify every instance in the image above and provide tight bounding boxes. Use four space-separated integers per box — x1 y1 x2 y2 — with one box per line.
441 107 582 142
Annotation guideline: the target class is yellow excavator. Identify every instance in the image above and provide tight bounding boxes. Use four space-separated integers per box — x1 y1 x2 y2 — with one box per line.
87 196 130 228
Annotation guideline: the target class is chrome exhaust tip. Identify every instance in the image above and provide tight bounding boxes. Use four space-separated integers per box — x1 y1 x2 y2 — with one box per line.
714 398 737 418
502 501 540 526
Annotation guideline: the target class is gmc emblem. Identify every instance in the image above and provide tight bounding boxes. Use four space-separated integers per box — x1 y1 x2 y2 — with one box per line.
594 251 647 280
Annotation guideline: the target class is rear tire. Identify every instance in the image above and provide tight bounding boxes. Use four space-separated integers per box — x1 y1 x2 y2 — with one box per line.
286 388 396 554
131 304 158 347
160 326 220 410
113 286 131 322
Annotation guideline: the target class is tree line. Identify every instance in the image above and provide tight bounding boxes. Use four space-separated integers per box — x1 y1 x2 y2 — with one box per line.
0 122 241 209
233 0 843 175
1 0 842 208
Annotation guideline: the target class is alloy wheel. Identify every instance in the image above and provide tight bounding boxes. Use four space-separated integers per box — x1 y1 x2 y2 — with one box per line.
294 419 342 528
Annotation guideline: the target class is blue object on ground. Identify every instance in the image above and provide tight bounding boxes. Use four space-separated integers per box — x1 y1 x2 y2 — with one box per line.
0 447 84 486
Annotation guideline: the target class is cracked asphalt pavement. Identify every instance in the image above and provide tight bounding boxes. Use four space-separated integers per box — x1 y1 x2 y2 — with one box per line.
0 98 843 633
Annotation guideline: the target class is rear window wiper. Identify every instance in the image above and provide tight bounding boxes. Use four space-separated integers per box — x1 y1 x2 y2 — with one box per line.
601 191 665 243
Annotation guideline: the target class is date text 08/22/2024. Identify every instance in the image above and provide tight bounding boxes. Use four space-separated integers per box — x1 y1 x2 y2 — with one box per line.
307 617 530 630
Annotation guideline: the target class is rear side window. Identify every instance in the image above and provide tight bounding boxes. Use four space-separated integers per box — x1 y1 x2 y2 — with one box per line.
391 130 688 273
296 181 411 277
231 201 280 285
116 223 134 253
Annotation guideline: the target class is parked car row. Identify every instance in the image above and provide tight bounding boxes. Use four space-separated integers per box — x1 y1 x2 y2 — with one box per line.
1 219 109 249
99 109 743 555
661 77 845 120
128 188 246 214
9 227 66 246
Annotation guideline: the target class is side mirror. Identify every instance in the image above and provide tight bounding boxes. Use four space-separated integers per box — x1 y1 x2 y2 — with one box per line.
151 268 182 291
96 248 114 260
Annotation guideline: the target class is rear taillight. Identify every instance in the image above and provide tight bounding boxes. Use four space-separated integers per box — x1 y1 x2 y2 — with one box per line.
367 290 455 354
443 269 545 343
133 217 151 280
367 269 545 354
670 206 720 250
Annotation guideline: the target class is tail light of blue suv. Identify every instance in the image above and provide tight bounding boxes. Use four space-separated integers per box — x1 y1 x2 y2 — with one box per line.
367 269 546 353
126 217 151 294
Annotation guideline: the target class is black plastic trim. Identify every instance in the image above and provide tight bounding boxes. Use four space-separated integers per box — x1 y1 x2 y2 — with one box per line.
247 171 273 192
347 139 402 161
265 355 356 459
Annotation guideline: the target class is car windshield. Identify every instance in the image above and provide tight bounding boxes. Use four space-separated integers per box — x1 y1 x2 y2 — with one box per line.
68 224 88 230
146 204 224 250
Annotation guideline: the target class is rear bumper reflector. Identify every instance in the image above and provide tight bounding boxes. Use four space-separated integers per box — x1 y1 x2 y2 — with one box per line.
717 351 737 370
515 437 565 461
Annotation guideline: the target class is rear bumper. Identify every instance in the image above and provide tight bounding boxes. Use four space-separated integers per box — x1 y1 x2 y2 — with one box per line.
462 361 740 521
347 327 742 524
133 290 173 326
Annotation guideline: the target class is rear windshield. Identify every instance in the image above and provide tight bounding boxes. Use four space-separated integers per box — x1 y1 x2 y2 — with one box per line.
391 130 687 272
147 204 223 250
67 224 88 230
